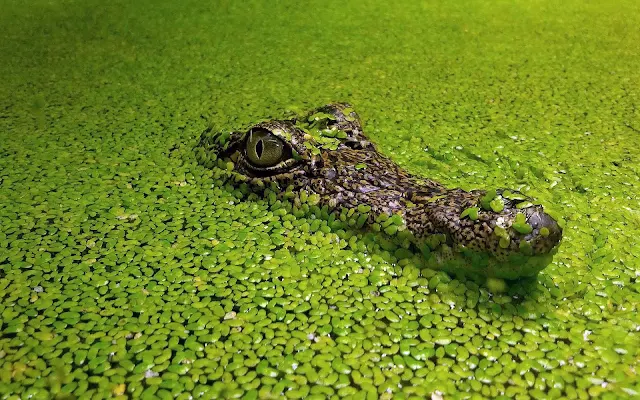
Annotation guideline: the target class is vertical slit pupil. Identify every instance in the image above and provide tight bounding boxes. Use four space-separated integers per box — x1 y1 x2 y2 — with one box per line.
256 139 264 158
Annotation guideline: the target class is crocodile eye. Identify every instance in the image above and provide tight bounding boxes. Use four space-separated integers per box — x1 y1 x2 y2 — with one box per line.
246 129 285 167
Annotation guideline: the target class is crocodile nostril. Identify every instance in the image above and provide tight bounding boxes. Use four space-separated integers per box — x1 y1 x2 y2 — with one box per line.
522 207 563 250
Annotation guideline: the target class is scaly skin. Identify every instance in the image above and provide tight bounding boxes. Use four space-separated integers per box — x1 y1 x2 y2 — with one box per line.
195 103 562 280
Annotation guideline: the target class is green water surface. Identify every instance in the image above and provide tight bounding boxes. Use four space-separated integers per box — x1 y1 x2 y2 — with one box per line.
1 0 639 398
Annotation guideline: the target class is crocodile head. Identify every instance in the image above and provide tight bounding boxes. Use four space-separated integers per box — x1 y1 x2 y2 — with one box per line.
195 103 562 280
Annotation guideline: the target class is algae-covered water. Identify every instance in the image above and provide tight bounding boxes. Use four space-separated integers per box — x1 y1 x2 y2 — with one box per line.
1 0 639 398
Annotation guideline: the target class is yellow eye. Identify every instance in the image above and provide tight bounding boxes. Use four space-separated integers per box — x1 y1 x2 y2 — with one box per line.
246 130 284 167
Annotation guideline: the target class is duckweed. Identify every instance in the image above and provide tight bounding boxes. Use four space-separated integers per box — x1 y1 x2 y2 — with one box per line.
512 214 534 235
460 207 480 221
1 0 639 398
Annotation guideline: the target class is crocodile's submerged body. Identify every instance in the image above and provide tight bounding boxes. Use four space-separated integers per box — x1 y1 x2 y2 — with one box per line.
195 103 562 280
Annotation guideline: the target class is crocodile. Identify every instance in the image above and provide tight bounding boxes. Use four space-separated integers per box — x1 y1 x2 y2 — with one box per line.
195 103 562 280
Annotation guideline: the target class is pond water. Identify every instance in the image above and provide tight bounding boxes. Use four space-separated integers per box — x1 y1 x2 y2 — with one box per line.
0 0 638 398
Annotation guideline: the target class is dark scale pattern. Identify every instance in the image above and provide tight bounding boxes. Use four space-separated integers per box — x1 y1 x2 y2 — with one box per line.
196 103 563 280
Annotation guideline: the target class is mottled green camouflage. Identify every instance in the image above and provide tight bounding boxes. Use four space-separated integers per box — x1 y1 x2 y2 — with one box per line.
195 104 562 280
